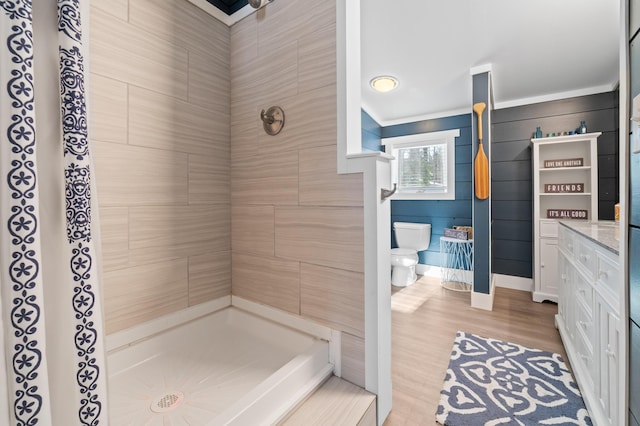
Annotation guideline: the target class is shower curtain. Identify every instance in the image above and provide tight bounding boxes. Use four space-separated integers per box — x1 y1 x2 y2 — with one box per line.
0 1 108 424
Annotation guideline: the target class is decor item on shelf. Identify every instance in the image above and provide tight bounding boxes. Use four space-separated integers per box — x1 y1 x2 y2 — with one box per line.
473 102 489 200
443 228 468 240
436 332 591 426
260 106 285 136
547 209 588 219
453 225 473 239
535 126 543 138
615 203 620 222
577 120 587 134
543 157 583 168
544 183 584 193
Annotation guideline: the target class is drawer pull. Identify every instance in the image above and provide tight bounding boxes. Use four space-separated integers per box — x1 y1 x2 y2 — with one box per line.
604 345 616 359
599 270 609 279
579 320 590 329
579 353 590 362
580 254 589 262
578 288 586 294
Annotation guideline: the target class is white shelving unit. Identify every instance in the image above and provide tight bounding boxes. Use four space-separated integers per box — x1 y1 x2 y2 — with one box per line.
531 132 600 303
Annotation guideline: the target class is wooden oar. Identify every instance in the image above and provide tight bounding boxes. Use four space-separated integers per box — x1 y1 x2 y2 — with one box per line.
473 102 489 200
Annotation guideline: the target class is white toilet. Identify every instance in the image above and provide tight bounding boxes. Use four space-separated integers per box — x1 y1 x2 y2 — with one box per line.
391 222 432 287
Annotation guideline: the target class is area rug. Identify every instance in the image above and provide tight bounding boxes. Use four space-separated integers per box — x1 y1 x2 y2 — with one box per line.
436 331 592 425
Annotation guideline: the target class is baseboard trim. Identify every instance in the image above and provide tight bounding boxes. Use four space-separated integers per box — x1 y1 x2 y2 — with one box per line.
416 264 440 277
493 274 532 292
471 275 495 311
416 264 472 284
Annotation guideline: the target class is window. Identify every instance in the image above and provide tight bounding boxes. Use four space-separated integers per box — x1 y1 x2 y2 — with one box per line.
382 129 459 200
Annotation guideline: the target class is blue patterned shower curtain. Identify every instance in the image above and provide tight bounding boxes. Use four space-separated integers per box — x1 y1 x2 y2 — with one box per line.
0 1 109 424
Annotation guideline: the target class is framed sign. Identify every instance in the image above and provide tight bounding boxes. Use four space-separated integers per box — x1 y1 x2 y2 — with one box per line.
543 158 583 168
544 183 584 193
547 209 588 219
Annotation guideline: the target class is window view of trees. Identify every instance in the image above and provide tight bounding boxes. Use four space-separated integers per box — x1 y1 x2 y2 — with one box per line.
398 144 447 193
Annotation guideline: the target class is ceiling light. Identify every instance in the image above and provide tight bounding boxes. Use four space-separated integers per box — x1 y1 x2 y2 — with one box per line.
370 76 398 93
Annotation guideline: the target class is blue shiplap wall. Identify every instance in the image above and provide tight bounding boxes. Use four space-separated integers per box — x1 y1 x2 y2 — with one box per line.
362 110 383 152
362 92 618 278
381 114 473 266
471 72 491 294
491 91 619 278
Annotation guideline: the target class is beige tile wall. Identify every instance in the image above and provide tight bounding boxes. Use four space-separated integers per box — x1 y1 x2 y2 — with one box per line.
91 0 366 384
230 0 366 384
90 0 231 334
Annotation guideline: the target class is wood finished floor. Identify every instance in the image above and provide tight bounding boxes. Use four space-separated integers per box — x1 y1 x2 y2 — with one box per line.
384 275 566 425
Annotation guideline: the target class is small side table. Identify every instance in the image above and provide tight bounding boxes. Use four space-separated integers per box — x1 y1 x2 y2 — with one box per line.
440 237 473 292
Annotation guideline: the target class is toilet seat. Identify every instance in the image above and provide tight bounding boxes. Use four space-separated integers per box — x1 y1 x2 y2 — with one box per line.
390 248 417 256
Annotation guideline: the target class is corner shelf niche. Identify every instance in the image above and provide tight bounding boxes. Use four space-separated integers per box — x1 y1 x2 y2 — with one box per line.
531 132 600 303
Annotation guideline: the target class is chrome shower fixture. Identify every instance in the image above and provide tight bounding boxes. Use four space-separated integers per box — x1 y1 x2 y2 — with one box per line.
260 106 285 136
248 0 271 9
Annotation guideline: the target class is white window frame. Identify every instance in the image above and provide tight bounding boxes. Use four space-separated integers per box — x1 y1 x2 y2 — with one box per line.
382 129 459 200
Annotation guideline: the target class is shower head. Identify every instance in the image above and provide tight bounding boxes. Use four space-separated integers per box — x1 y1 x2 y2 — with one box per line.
248 0 270 9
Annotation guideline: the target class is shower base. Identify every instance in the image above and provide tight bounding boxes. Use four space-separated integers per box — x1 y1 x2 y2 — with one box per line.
108 307 332 425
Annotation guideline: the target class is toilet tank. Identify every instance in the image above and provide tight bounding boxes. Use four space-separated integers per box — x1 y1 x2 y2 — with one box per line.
393 222 431 251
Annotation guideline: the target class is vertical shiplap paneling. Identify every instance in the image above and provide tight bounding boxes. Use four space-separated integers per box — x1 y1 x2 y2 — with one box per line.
383 114 473 266
381 92 618 279
471 72 491 294
361 109 383 152
492 91 619 278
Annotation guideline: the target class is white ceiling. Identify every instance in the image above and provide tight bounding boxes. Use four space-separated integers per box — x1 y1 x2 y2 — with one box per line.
361 1 621 126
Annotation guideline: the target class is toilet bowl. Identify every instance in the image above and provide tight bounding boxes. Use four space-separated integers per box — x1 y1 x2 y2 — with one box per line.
391 222 431 287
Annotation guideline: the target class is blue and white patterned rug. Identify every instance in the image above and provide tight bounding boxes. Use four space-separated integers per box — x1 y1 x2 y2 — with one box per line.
436 331 592 425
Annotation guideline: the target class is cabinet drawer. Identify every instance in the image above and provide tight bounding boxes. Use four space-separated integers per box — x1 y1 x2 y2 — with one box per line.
558 226 575 258
575 299 595 351
540 220 558 238
575 236 596 280
574 270 593 314
597 250 620 304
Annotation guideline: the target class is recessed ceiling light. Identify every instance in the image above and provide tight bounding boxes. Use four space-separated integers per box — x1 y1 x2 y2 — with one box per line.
370 76 398 93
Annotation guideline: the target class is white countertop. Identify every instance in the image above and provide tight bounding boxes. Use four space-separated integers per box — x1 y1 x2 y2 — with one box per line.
559 220 620 255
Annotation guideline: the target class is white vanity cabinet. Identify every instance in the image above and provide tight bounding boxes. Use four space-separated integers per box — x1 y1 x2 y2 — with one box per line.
531 133 600 303
556 222 621 426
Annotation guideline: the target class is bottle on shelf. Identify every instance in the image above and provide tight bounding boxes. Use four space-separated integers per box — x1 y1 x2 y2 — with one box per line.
578 120 587 134
535 126 543 138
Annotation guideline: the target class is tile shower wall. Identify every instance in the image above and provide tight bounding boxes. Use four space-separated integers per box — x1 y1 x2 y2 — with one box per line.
230 0 367 386
89 0 232 334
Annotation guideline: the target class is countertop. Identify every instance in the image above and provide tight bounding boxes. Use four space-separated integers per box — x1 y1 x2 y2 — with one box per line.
559 220 620 255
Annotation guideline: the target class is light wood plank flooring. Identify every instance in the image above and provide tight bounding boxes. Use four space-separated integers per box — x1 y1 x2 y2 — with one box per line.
384 275 565 425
